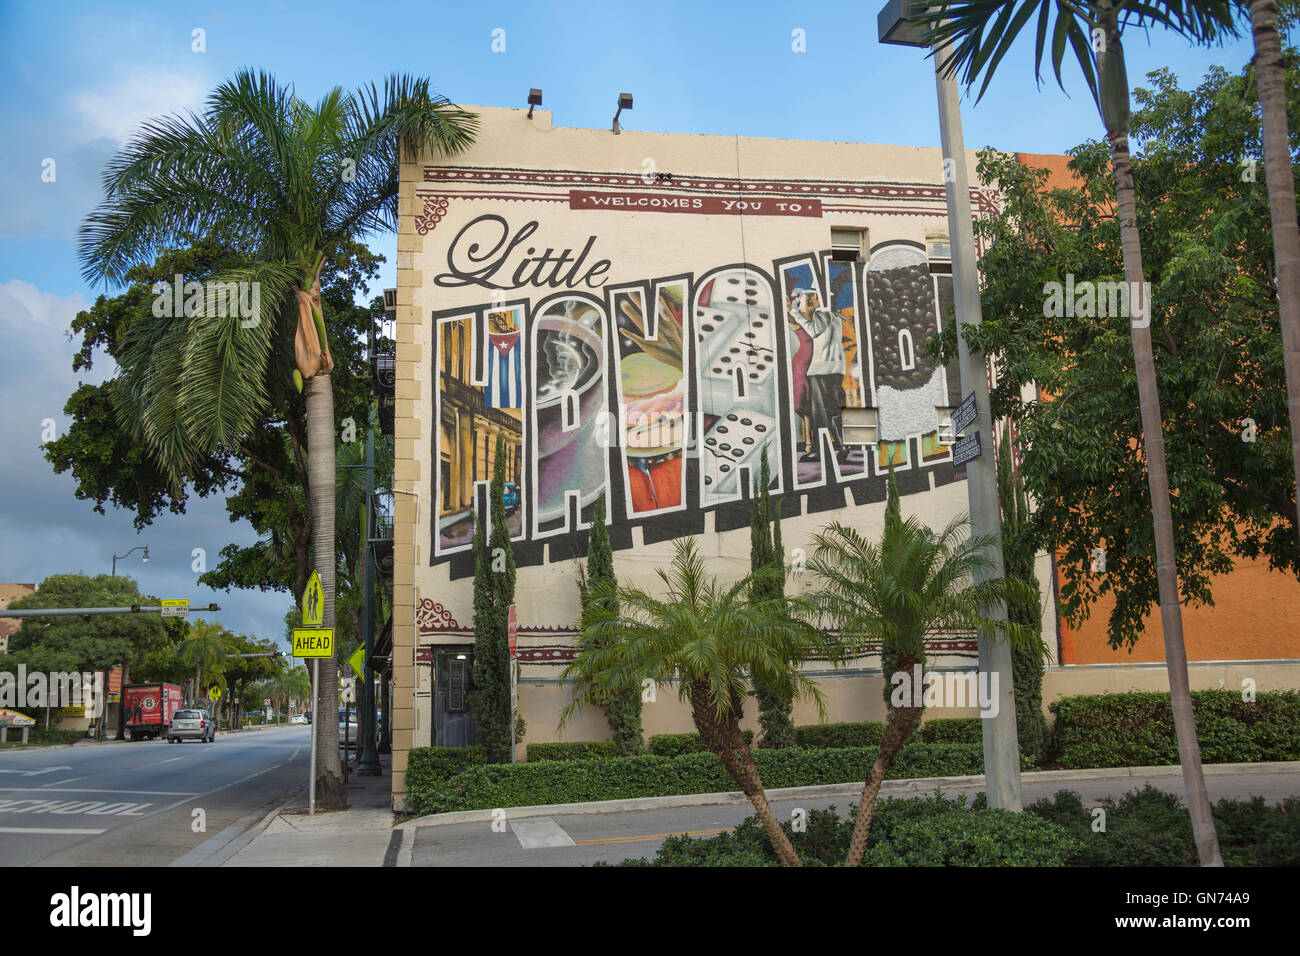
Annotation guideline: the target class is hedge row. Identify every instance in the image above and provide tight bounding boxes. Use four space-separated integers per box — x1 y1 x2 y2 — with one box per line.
647 730 754 757
1050 690 1300 769
608 786 1300 867
407 742 986 816
526 741 620 762
605 793 1083 867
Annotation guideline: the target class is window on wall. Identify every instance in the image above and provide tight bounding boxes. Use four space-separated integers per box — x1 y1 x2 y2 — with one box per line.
457 324 466 380
831 227 868 262
440 456 451 511
442 324 452 376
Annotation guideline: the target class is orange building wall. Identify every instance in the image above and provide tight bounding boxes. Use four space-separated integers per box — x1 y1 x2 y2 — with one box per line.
1014 152 1298 665
1056 554 1300 663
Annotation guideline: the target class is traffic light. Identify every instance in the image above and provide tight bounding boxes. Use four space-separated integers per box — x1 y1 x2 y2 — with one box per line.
272 650 284 661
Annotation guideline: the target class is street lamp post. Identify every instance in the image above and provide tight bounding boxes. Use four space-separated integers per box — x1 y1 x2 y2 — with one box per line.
109 544 150 741
879 0 1022 810
356 319 381 776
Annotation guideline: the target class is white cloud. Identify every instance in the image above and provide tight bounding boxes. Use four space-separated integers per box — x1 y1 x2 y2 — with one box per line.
70 69 209 145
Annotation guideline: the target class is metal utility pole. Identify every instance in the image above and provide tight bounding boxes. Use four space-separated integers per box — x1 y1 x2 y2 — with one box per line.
879 0 1021 810
357 319 381 776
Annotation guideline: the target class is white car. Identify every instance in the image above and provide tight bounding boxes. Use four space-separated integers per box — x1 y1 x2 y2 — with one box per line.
289 714 307 725
169 709 215 743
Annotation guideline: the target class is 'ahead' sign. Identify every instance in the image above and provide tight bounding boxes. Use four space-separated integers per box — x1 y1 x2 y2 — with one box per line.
291 627 334 659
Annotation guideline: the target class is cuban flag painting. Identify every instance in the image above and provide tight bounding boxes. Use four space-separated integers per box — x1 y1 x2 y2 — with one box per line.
485 331 523 408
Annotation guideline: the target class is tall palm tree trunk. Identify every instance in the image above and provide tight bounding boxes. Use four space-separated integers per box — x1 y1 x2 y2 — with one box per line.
844 653 923 868
306 373 345 808
690 681 802 866
1250 0 1300 542
1101 28 1222 866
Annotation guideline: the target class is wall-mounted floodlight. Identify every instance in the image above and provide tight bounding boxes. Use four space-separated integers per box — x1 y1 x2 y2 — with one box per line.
527 88 542 119
612 93 633 134
842 407 879 446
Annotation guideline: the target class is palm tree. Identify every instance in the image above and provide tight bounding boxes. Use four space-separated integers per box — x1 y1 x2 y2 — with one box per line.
561 537 831 867
1237 0 1300 542
805 468 1041 867
180 620 228 707
920 0 1232 867
78 71 478 809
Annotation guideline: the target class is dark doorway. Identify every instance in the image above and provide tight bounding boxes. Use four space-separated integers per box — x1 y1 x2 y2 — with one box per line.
432 647 477 748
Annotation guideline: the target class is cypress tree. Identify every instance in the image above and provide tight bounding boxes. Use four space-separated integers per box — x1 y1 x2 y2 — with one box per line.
750 446 796 748
582 493 643 754
470 433 517 762
996 426 1048 759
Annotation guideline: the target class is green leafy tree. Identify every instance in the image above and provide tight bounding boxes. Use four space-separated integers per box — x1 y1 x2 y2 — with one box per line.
221 634 278 728
996 427 1048 759
562 537 831 867
179 619 229 707
806 467 1039 866
577 494 644 755
749 446 796 748
922 0 1235 868
470 434 517 762
1 573 166 679
77 70 478 809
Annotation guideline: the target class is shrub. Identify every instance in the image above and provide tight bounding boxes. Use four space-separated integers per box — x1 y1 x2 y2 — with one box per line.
405 746 486 815
917 717 983 745
1049 690 1300 769
861 809 1083 866
417 742 986 814
647 730 753 757
607 794 1073 867
526 741 619 762
794 721 885 749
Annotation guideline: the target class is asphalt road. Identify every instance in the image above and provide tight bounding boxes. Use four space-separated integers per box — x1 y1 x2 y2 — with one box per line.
0 725 312 867
409 768 1300 867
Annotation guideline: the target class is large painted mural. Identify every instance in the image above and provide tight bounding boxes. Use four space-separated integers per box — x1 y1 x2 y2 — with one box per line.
431 215 965 577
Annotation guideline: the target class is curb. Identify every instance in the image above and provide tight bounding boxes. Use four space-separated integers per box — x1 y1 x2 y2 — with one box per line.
397 760 1300 830
194 788 306 868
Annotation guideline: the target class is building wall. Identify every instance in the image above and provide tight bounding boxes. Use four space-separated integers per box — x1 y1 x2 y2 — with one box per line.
392 110 1297 810
392 106 1040 807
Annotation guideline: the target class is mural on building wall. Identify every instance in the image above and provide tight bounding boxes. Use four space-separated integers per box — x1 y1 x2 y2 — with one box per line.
431 216 961 568
611 279 689 516
694 267 782 506
777 255 870 488
436 308 525 553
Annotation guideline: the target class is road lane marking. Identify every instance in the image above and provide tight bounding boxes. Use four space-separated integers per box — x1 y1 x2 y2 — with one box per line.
509 817 575 849
0 766 74 777
571 826 733 846
42 778 86 788
158 757 185 764
0 827 107 835
0 788 198 796
16 742 308 867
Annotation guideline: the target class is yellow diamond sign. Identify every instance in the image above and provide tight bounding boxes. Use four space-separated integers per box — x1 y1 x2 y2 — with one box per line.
292 627 334 659
302 570 323 628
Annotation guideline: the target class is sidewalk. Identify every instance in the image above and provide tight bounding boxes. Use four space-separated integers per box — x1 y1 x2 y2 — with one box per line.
217 759 1300 866
220 753 397 867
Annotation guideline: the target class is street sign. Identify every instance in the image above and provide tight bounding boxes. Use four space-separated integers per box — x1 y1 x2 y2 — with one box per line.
161 599 189 618
952 392 977 437
510 659 518 715
0 710 35 728
340 677 356 705
263 698 271 707
507 604 518 659
302 571 323 628
291 627 334 659
348 645 367 688
952 430 982 467
208 686 221 702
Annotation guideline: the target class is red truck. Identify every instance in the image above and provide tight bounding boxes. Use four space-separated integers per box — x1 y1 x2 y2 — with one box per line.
123 683 183 741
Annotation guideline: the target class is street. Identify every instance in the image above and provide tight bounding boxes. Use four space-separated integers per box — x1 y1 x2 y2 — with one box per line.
0 726 310 866
406 767 1300 867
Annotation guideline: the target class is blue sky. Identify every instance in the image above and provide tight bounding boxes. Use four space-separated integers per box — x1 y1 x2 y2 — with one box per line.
0 0 1272 644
